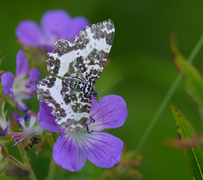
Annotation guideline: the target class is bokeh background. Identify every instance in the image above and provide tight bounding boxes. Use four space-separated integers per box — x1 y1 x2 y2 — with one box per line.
1 0 203 179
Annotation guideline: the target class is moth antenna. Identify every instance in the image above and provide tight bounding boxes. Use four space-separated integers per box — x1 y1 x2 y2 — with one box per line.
98 77 123 94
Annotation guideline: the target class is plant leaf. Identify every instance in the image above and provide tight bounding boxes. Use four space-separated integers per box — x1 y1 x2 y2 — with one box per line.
171 36 203 120
169 103 203 180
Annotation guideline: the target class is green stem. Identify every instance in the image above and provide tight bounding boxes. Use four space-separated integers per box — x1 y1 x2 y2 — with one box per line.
27 164 37 180
46 157 56 180
135 33 203 156
46 132 57 180
47 132 55 148
18 144 37 180
18 144 29 164
8 155 27 168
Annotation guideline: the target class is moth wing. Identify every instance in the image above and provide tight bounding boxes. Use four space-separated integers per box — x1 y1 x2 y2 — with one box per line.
46 40 83 79
73 19 115 84
37 76 91 132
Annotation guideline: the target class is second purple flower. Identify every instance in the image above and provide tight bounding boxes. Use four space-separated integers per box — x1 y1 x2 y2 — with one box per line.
15 10 90 52
1 50 40 112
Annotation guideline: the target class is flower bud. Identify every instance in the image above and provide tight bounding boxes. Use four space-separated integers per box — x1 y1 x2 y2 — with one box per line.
0 144 9 175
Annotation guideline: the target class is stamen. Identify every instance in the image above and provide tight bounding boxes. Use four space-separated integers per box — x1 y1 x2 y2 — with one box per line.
22 91 35 96
88 130 94 134
90 116 95 123
85 116 96 133
86 125 89 132
10 145 15 149
85 125 94 134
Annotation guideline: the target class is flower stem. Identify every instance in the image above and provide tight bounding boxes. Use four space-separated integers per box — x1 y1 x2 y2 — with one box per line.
8 155 26 168
46 157 56 180
47 132 55 148
135 33 203 156
18 144 37 180
18 144 29 164
46 132 57 180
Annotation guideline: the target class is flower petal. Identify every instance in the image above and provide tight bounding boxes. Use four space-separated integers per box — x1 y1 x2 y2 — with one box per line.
89 95 127 130
0 128 7 137
15 20 44 46
28 68 40 82
41 10 71 43
16 101 28 112
41 44 53 52
53 133 87 171
12 114 27 122
37 102 63 133
1 72 14 97
15 50 29 77
27 68 40 91
66 16 90 43
85 132 123 168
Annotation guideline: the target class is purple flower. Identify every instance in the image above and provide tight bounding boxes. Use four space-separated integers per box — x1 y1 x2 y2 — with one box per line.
15 10 90 52
38 95 128 171
1 50 40 112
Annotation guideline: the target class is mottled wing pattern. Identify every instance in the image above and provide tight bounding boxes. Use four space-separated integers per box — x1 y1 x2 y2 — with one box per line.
46 40 82 79
73 19 115 84
47 20 115 84
37 76 92 132
39 20 115 132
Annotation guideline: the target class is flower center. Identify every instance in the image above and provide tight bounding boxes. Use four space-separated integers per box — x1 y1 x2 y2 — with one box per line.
13 74 32 100
85 116 95 134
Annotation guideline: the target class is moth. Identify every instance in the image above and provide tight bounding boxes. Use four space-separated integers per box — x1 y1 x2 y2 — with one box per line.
37 19 115 132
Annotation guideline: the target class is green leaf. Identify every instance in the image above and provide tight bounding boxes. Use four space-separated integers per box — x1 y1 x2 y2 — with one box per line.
169 103 203 180
171 36 203 120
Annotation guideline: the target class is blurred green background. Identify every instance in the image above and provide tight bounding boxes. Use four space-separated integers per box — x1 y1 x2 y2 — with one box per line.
1 0 203 179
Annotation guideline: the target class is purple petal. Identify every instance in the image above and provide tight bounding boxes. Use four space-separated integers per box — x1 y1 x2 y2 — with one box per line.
89 95 127 130
41 10 71 42
41 44 53 52
1 72 14 97
16 101 28 113
85 132 123 168
27 68 41 91
12 114 26 122
91 95 96 104
15 50 29 77
66 17 90 43
0 129 7 137
37 102 63 133
53 133 87 171
28 68 40 82
15 20 44 46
